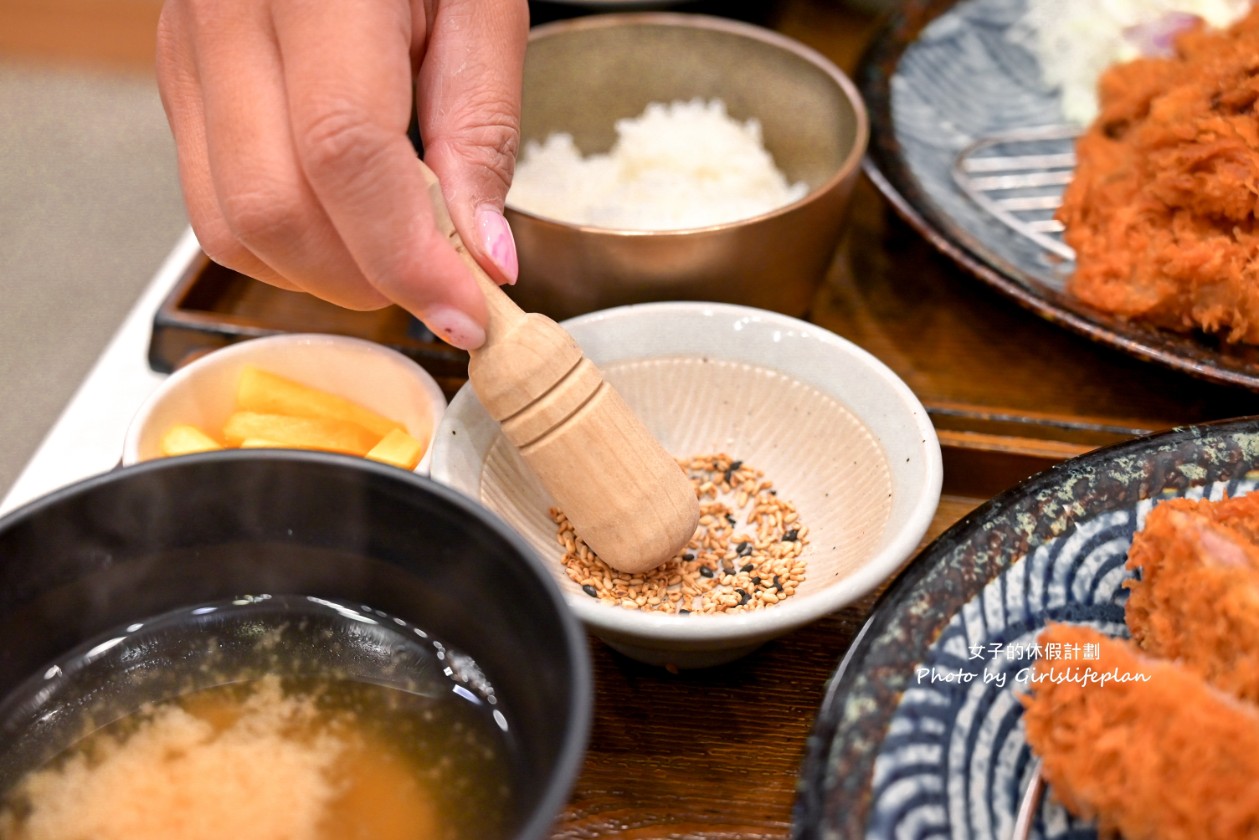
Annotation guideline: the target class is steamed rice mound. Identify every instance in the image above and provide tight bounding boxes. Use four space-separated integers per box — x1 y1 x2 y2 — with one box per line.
507 98 808 231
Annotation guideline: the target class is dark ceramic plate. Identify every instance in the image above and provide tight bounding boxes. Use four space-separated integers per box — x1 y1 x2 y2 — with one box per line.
792 416 1259 839
855 0 1259 391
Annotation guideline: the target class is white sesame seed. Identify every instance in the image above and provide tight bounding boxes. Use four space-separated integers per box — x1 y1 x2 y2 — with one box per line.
552 453 808 615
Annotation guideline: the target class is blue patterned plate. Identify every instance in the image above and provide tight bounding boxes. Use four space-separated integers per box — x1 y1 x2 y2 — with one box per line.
855 0 1259 390
792 416 1259 839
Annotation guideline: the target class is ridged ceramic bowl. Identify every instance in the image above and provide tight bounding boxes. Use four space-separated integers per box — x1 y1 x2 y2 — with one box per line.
430 302 942 668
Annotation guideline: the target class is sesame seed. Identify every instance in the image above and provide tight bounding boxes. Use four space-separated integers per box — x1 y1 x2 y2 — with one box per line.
551 453 809 615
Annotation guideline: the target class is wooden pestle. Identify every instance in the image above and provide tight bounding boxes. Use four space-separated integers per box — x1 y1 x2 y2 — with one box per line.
418 162 700 573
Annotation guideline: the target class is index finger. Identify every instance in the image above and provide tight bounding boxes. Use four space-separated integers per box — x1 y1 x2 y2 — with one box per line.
417 0 529 283
271 0 489 348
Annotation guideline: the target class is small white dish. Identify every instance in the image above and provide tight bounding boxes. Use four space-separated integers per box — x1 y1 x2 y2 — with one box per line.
123 334 447 474
430 302 942 668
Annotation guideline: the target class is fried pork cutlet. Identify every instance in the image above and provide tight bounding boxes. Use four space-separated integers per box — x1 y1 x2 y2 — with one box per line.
1059 7 1259 343
1125 494 1259 701
1021 623 1259 840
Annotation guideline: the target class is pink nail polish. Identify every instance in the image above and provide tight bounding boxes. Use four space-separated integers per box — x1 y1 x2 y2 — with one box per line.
477 207 519 285
425 305 486 351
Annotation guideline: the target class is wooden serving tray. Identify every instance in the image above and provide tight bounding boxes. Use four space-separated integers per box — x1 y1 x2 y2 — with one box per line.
148 174 1259 500
148 255 472 398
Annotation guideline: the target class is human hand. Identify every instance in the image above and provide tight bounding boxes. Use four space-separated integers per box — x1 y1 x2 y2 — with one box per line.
156 0 529 350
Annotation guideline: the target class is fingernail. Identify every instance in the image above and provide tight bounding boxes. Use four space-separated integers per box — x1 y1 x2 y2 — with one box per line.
425 305 486 351
477 206 519 285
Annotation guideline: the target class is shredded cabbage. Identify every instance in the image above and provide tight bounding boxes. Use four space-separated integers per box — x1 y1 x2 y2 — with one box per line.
1014 0 1254 124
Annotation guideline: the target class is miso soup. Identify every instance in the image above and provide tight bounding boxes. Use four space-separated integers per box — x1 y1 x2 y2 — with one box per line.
0 596 521 840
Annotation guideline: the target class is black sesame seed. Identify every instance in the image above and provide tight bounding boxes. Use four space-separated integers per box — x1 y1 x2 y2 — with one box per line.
581 584 599 598
684 552 697 562
723 468 734 484
679 609 691 615
751 576 762 586
741 563 755 573
730 460 743 470
699 565 714 578
773 574 783 591
782 529 799 542
736 541 753 556
726 515 737 526
736 588 750 605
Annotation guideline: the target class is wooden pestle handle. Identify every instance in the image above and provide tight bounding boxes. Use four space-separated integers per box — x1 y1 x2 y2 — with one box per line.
418 162 700 573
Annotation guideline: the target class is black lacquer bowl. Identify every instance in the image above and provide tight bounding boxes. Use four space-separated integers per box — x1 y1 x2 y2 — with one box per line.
0 450 591 840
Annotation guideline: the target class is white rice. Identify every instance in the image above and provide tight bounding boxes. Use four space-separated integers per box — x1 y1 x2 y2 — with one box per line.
1012 0 1253 125
507 98 808 231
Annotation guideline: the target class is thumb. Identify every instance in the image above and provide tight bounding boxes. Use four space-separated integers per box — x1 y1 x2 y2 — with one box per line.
416 0 528 287
425 146 520 288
